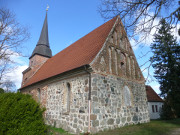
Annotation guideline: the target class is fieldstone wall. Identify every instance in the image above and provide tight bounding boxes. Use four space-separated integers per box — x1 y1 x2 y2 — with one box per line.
44 74 90 133
22 71 149 134
23 74 90 134
90 73 150 133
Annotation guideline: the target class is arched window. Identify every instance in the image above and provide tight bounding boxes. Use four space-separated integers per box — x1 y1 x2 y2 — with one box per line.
123 86 132 106
37 88 41 102
67 83 71 112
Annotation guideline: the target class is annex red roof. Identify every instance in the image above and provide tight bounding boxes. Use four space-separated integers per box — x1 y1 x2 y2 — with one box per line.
22 16 117 88
146 85 163 102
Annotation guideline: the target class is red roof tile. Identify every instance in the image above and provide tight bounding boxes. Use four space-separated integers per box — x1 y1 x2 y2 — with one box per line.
146 85 163 102
22 16 117 88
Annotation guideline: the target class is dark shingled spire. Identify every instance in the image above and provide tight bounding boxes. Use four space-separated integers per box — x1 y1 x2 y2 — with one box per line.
30 12 52 59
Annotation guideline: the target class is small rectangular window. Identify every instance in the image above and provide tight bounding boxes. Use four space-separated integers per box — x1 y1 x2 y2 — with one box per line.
152 105 155 113
155 105 158 112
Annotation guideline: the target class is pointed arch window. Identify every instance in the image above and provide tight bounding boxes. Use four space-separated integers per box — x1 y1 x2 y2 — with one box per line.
67 83 71 112
37 88 41 102
123 86 132 106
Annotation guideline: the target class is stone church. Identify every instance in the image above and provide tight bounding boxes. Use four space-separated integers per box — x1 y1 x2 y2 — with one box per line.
20 12 150 133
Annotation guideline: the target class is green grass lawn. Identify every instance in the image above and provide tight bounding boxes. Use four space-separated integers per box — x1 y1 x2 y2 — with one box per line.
95 119 180 135
48 119 180 135
48 126 72 135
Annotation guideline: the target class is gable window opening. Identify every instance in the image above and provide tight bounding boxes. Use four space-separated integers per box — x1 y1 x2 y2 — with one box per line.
67 83 71 112
110 36 113 43
121 61 125 72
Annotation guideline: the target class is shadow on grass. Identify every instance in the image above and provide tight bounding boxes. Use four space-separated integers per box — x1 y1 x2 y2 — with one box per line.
157 118 180 125
94 119 180 135
47 126 73 135
46 119 180 135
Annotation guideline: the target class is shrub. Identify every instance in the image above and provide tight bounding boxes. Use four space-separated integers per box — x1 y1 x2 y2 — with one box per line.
0 88 5 94
0 92 47 135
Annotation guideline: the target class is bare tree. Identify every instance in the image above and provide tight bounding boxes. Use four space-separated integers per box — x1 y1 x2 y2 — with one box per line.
1 80 16 92
0 8 29 83
99 0 179 40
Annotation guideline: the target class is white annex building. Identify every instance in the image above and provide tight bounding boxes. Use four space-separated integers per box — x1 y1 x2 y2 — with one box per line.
146 85 164 119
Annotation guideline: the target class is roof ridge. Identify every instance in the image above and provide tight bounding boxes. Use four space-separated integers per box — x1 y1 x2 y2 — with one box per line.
53 16 118 59
21 16 117 89
146 85 163 102
90 16 119 65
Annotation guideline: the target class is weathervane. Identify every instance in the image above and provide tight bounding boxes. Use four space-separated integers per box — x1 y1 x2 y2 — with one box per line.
46 4 49 11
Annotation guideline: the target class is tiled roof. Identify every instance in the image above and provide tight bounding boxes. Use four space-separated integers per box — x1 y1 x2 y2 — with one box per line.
146 85 163 102
22 16 117 88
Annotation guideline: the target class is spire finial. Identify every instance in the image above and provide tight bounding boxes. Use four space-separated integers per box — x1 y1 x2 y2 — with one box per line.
29 5 52 59
46 4 49 11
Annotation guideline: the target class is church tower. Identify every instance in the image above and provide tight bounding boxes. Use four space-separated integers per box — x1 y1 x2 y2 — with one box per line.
22 11 52 86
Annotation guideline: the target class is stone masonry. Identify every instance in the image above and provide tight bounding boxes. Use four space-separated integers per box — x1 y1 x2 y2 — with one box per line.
23 74 90 133
90 73 149 133
23 72 149 134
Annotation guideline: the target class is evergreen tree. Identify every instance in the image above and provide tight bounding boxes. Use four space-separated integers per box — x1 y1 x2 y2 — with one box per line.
151 19 180 118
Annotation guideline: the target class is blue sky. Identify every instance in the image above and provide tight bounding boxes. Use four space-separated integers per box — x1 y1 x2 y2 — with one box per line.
2 0 178 94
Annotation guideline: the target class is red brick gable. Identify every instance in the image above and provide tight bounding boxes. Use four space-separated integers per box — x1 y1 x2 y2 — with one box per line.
146 85 163 102
22 16 117 88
